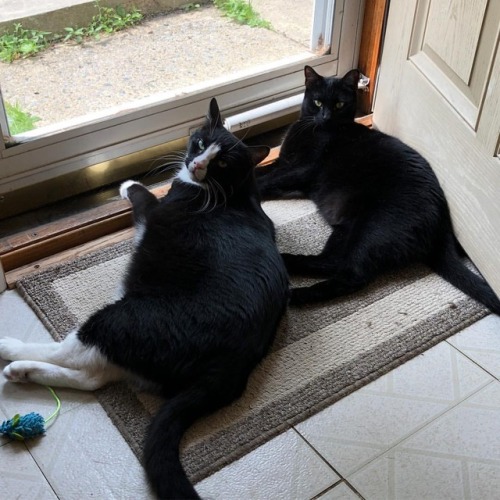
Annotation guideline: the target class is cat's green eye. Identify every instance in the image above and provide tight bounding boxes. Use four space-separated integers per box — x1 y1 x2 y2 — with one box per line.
197 139 205 151
218 160 228 168
314 99 322 108
335 102 344 109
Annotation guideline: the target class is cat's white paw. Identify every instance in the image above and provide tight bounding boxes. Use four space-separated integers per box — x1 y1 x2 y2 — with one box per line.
119 180 142 200
0 337 25 361
3 361 31 383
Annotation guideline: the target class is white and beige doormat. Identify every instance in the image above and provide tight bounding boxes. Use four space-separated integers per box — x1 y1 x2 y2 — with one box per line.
16 199 488 484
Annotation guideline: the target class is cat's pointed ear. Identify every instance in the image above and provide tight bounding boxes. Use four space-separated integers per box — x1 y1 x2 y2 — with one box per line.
207 97 224 128
249 145 271 166
304 65 322 89
342 69 360 91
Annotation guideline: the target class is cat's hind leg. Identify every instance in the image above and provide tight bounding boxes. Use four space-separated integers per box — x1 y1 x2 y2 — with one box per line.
1 330 99 366
0 336 61 362
4 360 124 390
0 331 126 390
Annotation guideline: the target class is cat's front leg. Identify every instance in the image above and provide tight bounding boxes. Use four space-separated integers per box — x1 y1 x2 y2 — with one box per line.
281 226 353 275
119 180 159 209
281 252 337 277
120 180 159 246
289 276 368 306
121 179 159 218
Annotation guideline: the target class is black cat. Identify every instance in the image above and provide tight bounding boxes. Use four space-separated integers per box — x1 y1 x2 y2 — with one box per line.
256 66 500 315
0 98 289 499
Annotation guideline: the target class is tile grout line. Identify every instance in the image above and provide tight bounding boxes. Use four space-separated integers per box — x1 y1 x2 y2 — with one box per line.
445 338 500 382
349 343 498 455
342 378 498 480
28 446 62 500
293 366 496 483
1 439 62 499
380 441 500 465
310 480 365 500
291 427 366 499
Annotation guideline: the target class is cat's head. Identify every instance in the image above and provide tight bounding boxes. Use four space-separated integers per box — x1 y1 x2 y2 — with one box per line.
177 98 270 195
301 66 360 126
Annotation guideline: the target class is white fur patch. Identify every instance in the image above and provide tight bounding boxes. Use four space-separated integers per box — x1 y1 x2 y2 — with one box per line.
119 180 143 200
176 165 202 187
176 143 221 186
133 221 146 246
0 330 125 390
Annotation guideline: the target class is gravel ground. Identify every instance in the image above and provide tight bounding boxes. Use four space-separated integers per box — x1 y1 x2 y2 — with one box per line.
0 3 312 128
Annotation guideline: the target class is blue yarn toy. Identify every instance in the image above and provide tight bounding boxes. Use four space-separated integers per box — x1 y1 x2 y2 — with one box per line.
0 386 61 440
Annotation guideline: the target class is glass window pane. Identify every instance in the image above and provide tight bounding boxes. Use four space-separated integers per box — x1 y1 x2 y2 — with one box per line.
0 1 315 132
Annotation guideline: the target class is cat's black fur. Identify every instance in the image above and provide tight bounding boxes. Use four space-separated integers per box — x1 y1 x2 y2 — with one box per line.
79 99 289 498
256 66 500 315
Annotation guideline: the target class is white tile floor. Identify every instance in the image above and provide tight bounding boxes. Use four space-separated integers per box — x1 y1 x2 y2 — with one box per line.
1 288 500 499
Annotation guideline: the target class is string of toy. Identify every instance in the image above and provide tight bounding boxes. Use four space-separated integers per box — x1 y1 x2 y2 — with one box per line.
0 386 61 440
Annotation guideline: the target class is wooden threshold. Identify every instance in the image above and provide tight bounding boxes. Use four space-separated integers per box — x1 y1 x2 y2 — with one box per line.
2 116 372 288
0 184 170 274
6 228 134 286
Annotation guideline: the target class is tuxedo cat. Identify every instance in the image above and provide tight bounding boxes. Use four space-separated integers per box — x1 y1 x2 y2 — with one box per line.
256 66 500 315
0 99 289 499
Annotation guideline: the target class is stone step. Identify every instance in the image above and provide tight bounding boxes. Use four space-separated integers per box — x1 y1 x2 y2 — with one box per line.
0 0 201 34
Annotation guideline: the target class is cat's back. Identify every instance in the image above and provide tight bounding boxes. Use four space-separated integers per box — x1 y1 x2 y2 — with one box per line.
160 182 277 255
119 183 288 363
304 122 447 226
317 123 440 195
127 183 287 300
333 123 431 171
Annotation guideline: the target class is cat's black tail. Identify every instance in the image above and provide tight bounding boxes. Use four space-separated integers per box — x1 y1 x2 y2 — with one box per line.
428 230 500 315
145 383 212 499
144 374 244 499
144 382 215 500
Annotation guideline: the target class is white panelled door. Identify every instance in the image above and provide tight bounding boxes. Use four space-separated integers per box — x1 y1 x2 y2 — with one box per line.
374 0 500 294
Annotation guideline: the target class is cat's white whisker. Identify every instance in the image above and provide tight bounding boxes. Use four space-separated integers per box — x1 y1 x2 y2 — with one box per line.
146 161 183 178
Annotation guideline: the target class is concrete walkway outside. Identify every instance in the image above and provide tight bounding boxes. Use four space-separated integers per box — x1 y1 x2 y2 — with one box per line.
0 0 313 129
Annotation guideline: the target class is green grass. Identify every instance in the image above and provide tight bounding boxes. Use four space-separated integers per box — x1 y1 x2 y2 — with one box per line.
0 1 143 63
0 23 51 62
214 0 272 29
63 2 143 42
5 101 41 134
